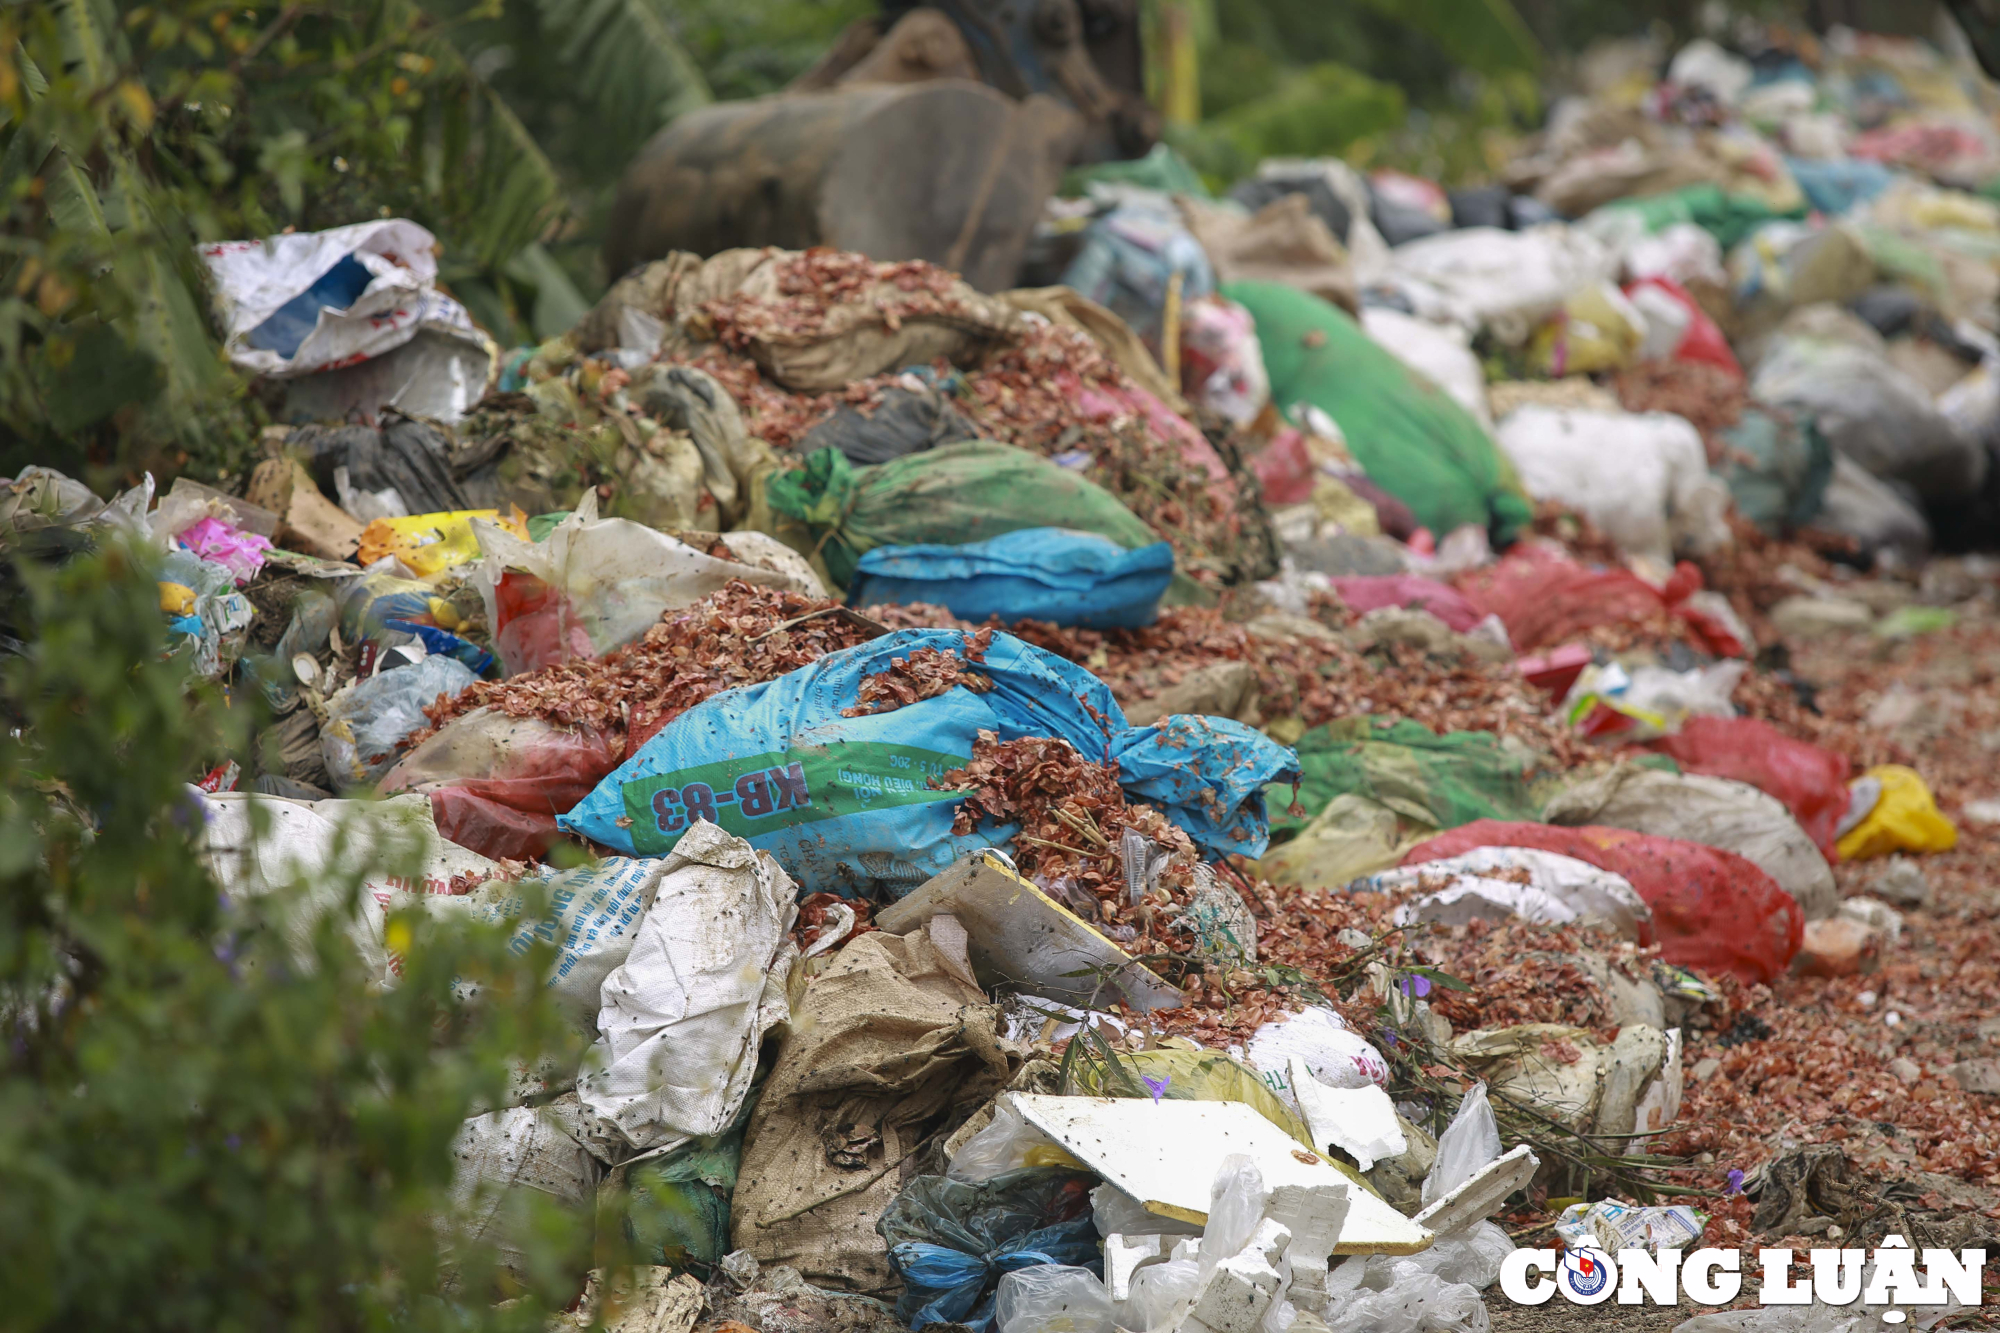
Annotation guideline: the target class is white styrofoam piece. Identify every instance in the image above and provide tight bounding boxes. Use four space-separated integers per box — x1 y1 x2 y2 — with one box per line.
1007 1093 1434 1254
1410 1142 1540 1236
1105 1233 1166 1301
1289 1057 1409 1173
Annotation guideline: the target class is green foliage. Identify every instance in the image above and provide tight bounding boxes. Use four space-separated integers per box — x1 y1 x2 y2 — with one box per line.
1180 61 1406 180
0 540 590 1329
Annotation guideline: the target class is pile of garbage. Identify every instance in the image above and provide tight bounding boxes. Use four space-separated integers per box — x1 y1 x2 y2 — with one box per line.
18 12 2000 1331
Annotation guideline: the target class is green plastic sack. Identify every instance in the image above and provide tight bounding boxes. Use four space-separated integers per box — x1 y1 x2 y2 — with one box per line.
1713 408 1832 534
1222 282 1533 544
1269 715 1538 838
613 1122 745 1278
764 441 1165 591
1596 184 1804 252
1062 142 1211 199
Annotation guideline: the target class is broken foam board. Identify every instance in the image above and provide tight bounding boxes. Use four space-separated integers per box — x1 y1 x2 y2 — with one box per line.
1410 1143 1540 1236
1009 1093 1434 1255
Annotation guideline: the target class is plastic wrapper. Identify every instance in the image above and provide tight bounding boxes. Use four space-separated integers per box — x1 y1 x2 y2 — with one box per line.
177 516 273 586
1199 1154 1267 1285
320 656 477 790
356 507 528 579
474 490 819 675
1561 660 1748 741
1121 1258 1201 1333
878 1168 1101 1331
1405 821 1804 983
1366 847 1654 943
1554 1199 1704 1255
995 1264 1115 1333
1180 295 1270 426
1090 1182 1201 1240
949 1101 1077 1185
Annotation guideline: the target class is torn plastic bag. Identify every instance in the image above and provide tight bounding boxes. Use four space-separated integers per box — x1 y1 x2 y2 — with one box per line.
878 1168 1101 1331
197 220 489 382
995 1264 1114 1333
1544 764 1838 921
473 490 822 675
850 528 1175 630
320 655 478 790
357 507 529 580
1180 296 1271 427
577 822 799 1159
559 628 1299 897
1060 197 1216 356
763 443 1164 593
796 383 981 465
291 412 471 520
1422 1083 1502 1210
608 1108 749 1279
1244 1004 1390 1104
1364 847 1654 943
1404 821 1804 984
1321 1259 1488 1333
382 708 624 861
1651 716 1850 862
1560 660 1748 742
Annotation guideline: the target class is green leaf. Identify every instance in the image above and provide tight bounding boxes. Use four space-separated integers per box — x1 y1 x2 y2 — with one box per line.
535 0 712 130
1351 0 1539 75
37 322 161 432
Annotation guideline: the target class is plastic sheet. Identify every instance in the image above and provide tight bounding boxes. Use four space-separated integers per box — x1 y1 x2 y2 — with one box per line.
1422 1083 1502 1208
1405 821 1804 983
851 529 1176 630
1329 575 1484 633
996 1264 1115 1333
1457 545 1747 657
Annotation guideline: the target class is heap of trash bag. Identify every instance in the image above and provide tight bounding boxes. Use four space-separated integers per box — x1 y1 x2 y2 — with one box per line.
12 15 2000 1333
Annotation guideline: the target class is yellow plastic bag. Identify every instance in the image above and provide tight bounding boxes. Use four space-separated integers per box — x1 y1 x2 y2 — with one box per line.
1530 282 1644 376
1836 764 1957 861
356 507 528 579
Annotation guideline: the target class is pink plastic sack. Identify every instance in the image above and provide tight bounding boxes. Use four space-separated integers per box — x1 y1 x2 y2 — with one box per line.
1457 546 1746 657
1331 575 1484 632
1250 428 1316 506
178 516 273 586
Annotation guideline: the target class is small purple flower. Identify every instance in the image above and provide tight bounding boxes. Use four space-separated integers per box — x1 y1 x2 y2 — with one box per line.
226 1134 242 1152
1142 1075 1171 1104
1725 1169 1744 1195
1399 974 1432 999
1380 1028 1399 1047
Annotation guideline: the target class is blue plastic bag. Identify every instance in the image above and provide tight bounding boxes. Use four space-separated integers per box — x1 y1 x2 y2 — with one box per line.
557 628 1297 897
880 1169 1101 1332
850 528 1175 629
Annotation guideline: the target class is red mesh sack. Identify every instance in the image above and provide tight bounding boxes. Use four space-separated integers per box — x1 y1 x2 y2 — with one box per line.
1403 819 1804 983
1648 716 1850 861
1330 575 1485 632
1456 545 1744 656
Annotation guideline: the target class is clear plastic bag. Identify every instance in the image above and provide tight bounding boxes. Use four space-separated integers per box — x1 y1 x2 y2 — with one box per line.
1321 1260 1489 1333
320 655 477 790
1120 1257 1200 1333
949 1101 1071 1184
996 1264 1115 1333
1199 1154 1268 1285
1366 1219 1513 1292
1421 1082 1501 1208
1090 1182 1200 1240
